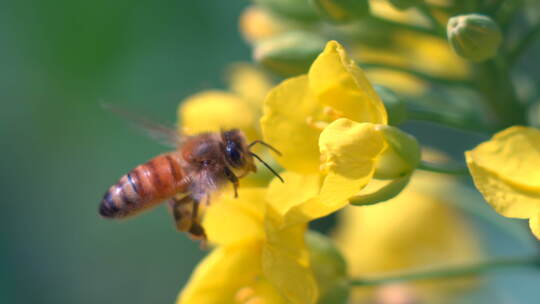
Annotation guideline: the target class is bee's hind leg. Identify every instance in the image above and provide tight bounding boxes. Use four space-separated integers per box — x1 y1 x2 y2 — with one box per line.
187 199 207 248
168 195 194 232
224 167 239 198
168 195 208 246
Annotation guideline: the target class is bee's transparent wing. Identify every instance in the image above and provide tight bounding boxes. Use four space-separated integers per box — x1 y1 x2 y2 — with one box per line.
103 103 182 148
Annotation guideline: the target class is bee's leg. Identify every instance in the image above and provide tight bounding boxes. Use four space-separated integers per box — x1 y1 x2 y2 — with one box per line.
168 195 194 232
224 167 239 198
187 199 208 247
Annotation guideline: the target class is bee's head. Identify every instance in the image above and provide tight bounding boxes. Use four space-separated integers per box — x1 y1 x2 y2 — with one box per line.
221 129 284 182
221 129 256 175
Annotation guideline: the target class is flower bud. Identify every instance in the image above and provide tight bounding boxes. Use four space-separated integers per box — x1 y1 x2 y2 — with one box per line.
447 14 502 62
374 125 420 179
388 0 423 10
310 0 370 23
349 174 411 206
254 0 319 21
254 31 327 76
306 231 349 304
374 85 408 125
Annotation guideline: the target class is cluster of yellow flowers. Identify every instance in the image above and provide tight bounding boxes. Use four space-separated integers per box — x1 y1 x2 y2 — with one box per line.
168 0 540 303
174 41 487 304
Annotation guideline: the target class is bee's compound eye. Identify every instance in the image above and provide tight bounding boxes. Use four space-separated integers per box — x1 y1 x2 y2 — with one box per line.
226 142 242 166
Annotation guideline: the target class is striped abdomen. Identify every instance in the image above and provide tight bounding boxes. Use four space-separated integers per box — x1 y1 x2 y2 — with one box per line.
99 152 189 218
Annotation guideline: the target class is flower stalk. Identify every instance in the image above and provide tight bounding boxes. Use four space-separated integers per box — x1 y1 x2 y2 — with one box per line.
417 160 469 175
350 255 540 287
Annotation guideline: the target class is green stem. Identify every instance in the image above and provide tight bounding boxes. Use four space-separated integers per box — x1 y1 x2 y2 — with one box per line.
508 23 540 65
473 58 526 127
418 160 469 175
416 2 446 36
485 0 505 15
496 0 524 28
350 256 540 286
366 16 440 37
361 63 473 88
407 106 494 133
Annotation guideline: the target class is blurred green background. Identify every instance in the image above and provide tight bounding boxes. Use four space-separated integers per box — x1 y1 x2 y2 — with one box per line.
2 1 540 303
1 1 249 303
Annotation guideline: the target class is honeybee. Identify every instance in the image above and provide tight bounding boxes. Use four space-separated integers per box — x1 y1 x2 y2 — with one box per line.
99 106 282 242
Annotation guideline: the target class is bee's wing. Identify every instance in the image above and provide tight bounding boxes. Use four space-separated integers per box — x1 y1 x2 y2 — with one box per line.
103 103 182 148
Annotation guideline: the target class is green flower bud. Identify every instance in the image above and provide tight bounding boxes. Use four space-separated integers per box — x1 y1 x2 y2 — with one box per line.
306 231 349 304
374 85 408 126
447 14 502 62
374 125 420 179
310 0 370 23
388 0 423 10
254 31 326 76
254 0 319 21
349 174 411 206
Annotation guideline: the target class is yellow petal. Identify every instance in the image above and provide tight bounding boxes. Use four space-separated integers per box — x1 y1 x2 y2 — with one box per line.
203 188 267 246
261 75 322 173
263 216 319 304
319 118 387 208
179 90 259 140
309 41 387 124
266 171 342 227
176 243 262 304
466 126 540 218
468 126 540 189
227 63 273 104
530 214 540 240
266 171 321 219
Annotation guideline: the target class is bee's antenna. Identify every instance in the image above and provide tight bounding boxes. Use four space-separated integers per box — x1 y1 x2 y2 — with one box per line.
249 152 284 183
248 140 282 156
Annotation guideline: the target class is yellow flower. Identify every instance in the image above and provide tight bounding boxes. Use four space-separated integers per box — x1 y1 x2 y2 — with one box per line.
466 126 540 240
261 40 419 226
178 63 272 141
176 188 318 304
333 171 482 303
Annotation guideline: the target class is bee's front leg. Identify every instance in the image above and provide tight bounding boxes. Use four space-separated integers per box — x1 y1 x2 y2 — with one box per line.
223 167 239 198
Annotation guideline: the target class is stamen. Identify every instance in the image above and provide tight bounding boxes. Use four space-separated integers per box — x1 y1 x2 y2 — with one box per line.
306 116 329 130
323 106 345 120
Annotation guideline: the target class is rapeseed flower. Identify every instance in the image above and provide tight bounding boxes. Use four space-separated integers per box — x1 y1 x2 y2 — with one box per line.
466 126 540 240
261 40 419 227
176 188 318 304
